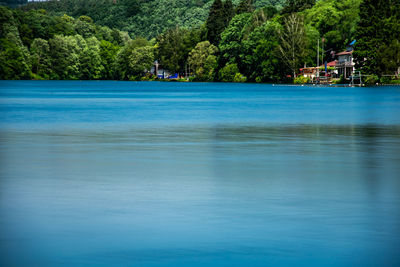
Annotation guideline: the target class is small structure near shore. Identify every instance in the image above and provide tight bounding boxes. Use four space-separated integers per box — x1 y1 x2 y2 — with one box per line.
336 49 355 79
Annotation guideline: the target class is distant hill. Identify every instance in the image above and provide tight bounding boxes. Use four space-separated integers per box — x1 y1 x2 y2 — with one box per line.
0 0 27 8
22 0 286 39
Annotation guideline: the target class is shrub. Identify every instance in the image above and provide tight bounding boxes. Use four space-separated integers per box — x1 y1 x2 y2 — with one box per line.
380 76 391 84
391 79 400 84
364 75 379 86
294 76 310 84
233 73 247 83
255 76 262 83
219 63 239 82
338 74 347 84
128 75 139 81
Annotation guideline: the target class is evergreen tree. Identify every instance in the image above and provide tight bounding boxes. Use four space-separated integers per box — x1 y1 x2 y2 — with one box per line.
206 0 234 44
206 0 225 44
281 0 316 14
354 0 400 76
223 0 235 25
236 0 254 15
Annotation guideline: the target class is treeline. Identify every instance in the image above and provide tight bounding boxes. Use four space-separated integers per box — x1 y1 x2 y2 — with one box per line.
0 6 156 80
157 0 399 82
21 0 286 39
1 0 399 81
157 0 361 82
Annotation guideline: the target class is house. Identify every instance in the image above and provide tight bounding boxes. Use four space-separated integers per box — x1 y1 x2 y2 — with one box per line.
336 49 355 79
299 60 338 82
150 61 172 79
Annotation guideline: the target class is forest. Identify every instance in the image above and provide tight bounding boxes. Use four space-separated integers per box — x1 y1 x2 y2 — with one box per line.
0 0 399 82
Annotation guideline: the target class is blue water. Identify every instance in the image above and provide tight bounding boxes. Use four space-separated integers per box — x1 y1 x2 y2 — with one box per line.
1 80 400 266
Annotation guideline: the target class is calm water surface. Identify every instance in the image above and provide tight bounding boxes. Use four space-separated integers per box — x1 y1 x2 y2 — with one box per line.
1 81 400 266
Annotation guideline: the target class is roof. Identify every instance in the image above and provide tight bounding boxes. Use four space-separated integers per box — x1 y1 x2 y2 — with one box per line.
299 61 337 71
327 60 337 67
336 50 353 56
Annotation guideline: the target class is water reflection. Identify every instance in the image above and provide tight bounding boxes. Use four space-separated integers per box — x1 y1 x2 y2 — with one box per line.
1 80 400 266
1 123 400 266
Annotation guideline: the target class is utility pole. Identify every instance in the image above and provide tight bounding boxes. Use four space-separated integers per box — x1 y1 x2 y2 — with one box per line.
154 60 159 77
321 37 324 72
316 38 319 84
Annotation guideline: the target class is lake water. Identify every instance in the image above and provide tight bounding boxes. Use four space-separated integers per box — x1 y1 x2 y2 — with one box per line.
1 80 400 267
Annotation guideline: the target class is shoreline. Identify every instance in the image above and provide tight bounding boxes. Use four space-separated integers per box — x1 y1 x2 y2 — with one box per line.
1 79 400 87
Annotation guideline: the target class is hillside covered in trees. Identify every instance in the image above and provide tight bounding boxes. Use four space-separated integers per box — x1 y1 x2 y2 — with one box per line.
1 0 399 82
21 0 286 39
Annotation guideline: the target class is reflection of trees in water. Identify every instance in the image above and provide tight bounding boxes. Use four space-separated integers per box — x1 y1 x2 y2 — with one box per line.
359 126 381 197
208 124 400 142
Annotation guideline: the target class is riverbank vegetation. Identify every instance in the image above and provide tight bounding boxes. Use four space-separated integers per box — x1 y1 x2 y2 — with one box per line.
1 0 399 82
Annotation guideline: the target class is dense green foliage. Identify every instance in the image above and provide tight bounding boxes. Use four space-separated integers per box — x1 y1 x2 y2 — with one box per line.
0 5 150 80
0 0 26 8
188 41 218 81
1 0 399 82
354 0 400 77
21 0 286 39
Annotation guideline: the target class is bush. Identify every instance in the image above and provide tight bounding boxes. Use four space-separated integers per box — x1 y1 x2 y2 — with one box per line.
364 75 379 86
128 75 139 81
390 79 400 84
294 76 310 84
141 73 157 81
338 74 347 84
219 63 239 82
255 76 262 83
380 76 391 84
233 73 247 83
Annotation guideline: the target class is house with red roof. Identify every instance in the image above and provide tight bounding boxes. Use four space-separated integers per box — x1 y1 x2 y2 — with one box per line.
336 49 355 79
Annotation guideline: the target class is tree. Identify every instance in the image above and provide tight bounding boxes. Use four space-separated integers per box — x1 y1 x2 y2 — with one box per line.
281 0 316 14
99 39 119 79
188 41 218 81
127 46 154 77
235 0 254 15
219 13 251 68
277 13 309 78
156 27 199 73
0 36 31 79
219 63 241 82
354 0 400 76
206 0 234 44
223 0 235 24
80 37 104 79
114 38 154 80
30 38 51 79
48 35 80 79
0 7 31 79
303 0 362 54
241 20 283 81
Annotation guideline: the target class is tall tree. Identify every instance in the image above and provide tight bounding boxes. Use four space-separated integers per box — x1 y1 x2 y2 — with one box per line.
188 41 218 81
235 0 254 15
206 0 234 44
80 36 104 79
303 0 362 54
219 13 252 68
156 27 199 73
354 0 400 76
30 38 51 78
223 0 235 25
281 0 316 14
277 13 309 78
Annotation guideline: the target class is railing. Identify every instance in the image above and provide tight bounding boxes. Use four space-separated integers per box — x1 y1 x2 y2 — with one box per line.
336 61 354 68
